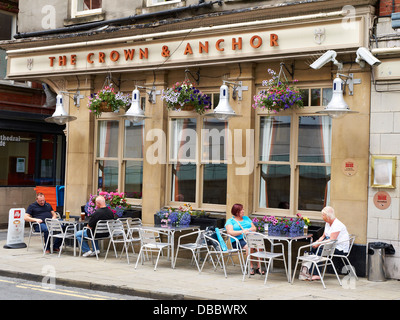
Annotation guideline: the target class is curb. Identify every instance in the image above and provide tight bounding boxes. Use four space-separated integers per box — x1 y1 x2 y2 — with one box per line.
0 269 201 300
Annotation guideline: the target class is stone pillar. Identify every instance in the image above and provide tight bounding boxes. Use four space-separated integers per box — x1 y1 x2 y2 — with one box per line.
225 63 255 218
141 71 168 224
63 77 94 216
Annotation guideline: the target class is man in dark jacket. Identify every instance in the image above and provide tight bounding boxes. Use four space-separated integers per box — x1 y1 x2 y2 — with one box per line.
76 195 114 257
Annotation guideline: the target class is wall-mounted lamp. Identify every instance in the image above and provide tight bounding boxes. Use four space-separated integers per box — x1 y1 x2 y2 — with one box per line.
204 81 247 121
120 87 148 123
316 74 359 119
44 93 77 125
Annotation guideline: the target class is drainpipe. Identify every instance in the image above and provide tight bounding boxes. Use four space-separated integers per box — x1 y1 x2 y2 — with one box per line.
13 0 223 39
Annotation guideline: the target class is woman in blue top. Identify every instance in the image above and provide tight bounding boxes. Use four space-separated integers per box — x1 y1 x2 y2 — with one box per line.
225 203 262 275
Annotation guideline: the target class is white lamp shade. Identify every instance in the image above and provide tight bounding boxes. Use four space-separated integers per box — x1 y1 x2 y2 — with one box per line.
44 94 77 125
121 88 147 123
205 83 239 121
316 76 358 119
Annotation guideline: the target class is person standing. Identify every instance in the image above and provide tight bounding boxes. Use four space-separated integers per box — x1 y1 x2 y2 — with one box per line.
76 195 114 257
25 193 61 253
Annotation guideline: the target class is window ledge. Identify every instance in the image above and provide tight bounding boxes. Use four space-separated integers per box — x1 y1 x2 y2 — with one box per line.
64 13 105 27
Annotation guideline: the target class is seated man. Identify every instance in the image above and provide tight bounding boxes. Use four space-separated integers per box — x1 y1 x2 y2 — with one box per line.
25 193 61 253
76 195 114 257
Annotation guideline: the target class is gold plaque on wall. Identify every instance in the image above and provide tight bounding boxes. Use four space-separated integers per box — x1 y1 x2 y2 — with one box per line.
371 156 396 188
342 158 358 176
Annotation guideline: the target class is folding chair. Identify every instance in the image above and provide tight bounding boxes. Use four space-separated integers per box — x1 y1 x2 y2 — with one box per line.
200 232 244 278
27 221 45 252
135 228 171 271
79 220 111 260
242 232 289 284
104 220 134 264
173 230 208 271
292 239 342 289
333 234 358 280
43 218 75 257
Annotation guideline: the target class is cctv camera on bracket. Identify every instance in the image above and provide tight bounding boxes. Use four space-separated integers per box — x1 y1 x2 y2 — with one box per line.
310 50 343 70
356 47 382 68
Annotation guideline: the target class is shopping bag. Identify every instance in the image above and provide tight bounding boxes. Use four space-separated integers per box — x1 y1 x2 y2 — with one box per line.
215 228 228 251
299 252 313 280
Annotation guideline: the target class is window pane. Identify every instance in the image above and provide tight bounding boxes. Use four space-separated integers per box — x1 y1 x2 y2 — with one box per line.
259 164 290 209
0 131 36 186
298 166 331 211
311 89 321 106
300 89 309 106
97 121 119 158
78 0 102 11
259 116 291 162
125 161 143 199
171 163 196 202
40 134 56 185
98 160 118 191
170 118 197 162
298 116 331 163
322 88 333 106
203 164 227 205
202 118 227 161
124 120 143 159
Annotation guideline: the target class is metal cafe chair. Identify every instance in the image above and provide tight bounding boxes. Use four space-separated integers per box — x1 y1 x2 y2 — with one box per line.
43 218 75 257
291 239 342 289
79 220 111 260
242 232 289 285
104 219 134 264
332 234 358 280
135 228 171 271
173 230 208 271
27 221 45 253
200 232 244 278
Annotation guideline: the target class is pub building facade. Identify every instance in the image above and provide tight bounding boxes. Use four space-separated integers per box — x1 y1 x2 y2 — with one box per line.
1 0 389 277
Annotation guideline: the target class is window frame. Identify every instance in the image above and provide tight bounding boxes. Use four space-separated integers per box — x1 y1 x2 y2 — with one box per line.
146 0 182 7
94 110 144 206
166 91 228 212
253 82 333 221
71 0 102 18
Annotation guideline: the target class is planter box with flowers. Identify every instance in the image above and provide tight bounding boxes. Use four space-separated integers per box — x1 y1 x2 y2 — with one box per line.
253 69 304 113
88 84 130 117
155 204 225 229
252 213 311 237
161 80 212 115
84 190 131 219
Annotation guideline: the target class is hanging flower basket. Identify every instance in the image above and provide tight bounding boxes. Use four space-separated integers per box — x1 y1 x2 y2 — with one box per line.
161 80 212 115
253 69 304 113
88 84 130 117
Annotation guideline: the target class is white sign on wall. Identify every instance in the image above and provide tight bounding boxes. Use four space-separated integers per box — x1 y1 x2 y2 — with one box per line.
3 208 27 249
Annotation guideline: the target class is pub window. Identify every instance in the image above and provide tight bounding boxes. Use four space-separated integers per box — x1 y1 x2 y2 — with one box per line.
168 103 228 210
256 86 333 219
0 131 65 186
71 0 102 18
95 118 144 203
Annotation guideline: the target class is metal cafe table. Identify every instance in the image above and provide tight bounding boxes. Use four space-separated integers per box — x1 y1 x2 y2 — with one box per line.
136 224 200 268
262 232 312 282
59 216 89 257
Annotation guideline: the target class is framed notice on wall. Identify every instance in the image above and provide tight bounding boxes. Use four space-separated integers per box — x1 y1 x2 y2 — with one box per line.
371 156 396 188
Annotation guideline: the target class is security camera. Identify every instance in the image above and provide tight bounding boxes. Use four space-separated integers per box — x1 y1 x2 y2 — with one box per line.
356 47 382 67
310 50 343 70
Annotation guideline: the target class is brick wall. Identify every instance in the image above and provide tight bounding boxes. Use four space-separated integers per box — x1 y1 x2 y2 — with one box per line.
379 0 400 16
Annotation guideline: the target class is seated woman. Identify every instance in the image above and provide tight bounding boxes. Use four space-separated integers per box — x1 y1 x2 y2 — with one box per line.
310 206 350 280
225 203 262 275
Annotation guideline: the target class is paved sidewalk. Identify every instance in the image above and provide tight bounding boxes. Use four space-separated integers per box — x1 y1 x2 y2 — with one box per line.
1 233 399 300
